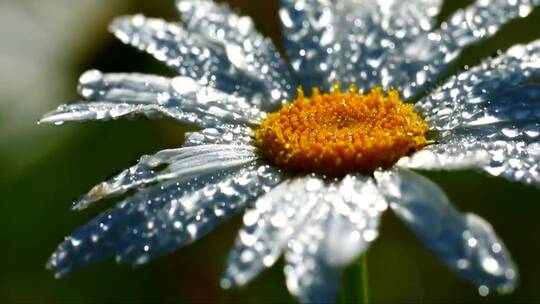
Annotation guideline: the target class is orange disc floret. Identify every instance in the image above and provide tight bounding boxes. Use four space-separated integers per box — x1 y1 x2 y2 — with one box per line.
254 85 429 176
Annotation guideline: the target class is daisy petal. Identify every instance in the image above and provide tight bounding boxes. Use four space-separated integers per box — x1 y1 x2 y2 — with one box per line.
410 41 540 185
49 168 241 277
110 14 281 106
481 141 540 186
279 0 442 94
401 0 540 98
183 125 253 147
222 174 384 296
442 0 539 55
221 176 324 287
286 0 540 99
40 70 264 127
399 139 540 186
279 0 337 90
48 162 282 277
417 40 540 130
72 144 257 210
284 175 386 303
375 168 518 293
38 101 175 125
324 175 386 266
283 198 339 303
117 163 282 265
176 0 296 110
396 142 491 171
346 0 443 96
76 70 170 103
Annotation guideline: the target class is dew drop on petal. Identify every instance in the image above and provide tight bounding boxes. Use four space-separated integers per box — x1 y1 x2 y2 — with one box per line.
478 285 490 297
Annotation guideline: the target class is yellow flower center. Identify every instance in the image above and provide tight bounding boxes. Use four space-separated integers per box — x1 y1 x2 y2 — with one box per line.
255 85 429 176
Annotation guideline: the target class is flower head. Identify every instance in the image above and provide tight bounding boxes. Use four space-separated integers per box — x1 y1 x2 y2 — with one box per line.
41 0 540 302
255 86 429 175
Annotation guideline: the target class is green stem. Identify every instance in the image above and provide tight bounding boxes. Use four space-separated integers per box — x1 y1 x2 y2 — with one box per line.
339 254 369 304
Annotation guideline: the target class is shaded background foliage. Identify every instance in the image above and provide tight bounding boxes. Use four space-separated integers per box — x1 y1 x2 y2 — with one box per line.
0 0 539 302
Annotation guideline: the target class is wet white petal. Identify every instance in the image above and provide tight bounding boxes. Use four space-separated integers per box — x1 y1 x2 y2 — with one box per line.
401 0 540 98
109 14 284 108
222 175 324 287
222 174 384 303
442 0 539 51
183 124 254 147
412 40 540 185
48 162 282 277
400 139 540 186
375 168 518 293
338 0 442 95
39 70 264 127
73 144 258 210
280 0 341 90
481 140 540 186
283 175 385 303
396 142 491 171
417 39 540 131
323 175 386 266
283 198 339 303
280 0 539 99
279 0 442 95
39 101 187 125
176 0 296 110
76 70 169 102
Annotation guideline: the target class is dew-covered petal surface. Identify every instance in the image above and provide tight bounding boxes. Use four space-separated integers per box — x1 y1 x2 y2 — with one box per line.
410 41 540 185
279 0 539 99
283 196 337 303
183 124 254 147
417 40 540 130
176 0 296 111
284 175 386 303
73 144 258 210
320 175 386 266
280 0 341 90
48 162 282 277
280 0 440 92
375 168 518 293
222 176 325 288
438 0 540 56
400 0 540 98
396 142 492 171
40 70 264 127
279 0 442 94
397 138 540 186
222 174 385 303
110 14 289 111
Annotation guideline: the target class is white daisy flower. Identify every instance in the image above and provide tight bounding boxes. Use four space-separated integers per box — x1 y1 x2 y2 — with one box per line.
41 0 540 302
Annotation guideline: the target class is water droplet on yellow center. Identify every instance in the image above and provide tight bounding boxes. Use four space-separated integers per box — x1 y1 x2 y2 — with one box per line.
255 85 429 176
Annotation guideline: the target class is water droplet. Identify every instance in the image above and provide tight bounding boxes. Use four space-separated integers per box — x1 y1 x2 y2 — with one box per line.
270 212 287 228
478 285 490 296
305 179 321 191
467 237 478 247
220 278 232 289
481 257 500 274
171 76 198 95
79 69 103 85
363 229 378 242
187 223 197 238
501 127 519 138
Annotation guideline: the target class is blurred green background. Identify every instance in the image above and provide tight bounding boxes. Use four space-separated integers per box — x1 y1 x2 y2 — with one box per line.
1 0 539 302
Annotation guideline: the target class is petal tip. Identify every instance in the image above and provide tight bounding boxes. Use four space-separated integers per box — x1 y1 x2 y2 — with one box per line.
38 113 64 126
